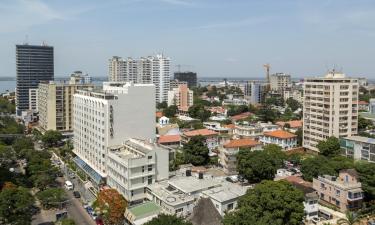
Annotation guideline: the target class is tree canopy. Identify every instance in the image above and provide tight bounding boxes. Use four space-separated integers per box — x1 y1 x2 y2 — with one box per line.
36 188 67 209
317 136 341 157
188 104 211 121
41 130 63 147
93 188 127 225
183 135 209 166
144 214 192 225
223 180 304 225
286 98 301 112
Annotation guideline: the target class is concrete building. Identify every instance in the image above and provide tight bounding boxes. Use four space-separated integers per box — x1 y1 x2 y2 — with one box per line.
244 81 263 104
270 73 291 91
167 84 193 110
219 139 262 175
233 123 263 139
73 82 155 183
283 88 303 104
313 169 363 212
260 130 298 150
106 138 169 203
16 44 54 115
170 79 188 90
69 71 92 84
108 55 170 103
303 71 359 152
28 88 38 111
370 99 375 114
173 71 197 88
38 81 94 132
340 136 375 163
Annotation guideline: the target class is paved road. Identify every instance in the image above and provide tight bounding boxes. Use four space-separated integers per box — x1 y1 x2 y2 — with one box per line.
56 177 97 225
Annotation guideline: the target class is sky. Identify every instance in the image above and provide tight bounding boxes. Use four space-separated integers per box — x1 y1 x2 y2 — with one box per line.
0 0 375 78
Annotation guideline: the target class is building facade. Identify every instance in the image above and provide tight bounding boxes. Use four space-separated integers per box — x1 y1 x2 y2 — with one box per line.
340 136 375 163
244 81 263 104
16 44 54 115
28 88 38 111
106 138 169 203
173 71 197 88
38 81 94 132
260 130 298 150
73 82 156 181
303 72 359 152
108 55 170 103
167 84 193 110
270 73 291 91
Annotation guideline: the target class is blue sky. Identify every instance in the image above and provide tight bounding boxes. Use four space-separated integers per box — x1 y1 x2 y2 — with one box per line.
0 0 375 78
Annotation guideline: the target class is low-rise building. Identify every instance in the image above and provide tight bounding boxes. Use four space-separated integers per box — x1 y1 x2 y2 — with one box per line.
233 123 262 139
340 136 375 163
106 138 169 204
312 169 363 212
357 100 369 111
260 130 298 150
276 120 303 133
219 139 262 175
203 122 229 134
158 135 181 147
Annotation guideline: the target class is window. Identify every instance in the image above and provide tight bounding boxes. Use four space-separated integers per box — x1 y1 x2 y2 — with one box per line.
148 155 152 159
336 190 340 196
175 208 183 213
227 203 234 210
148 165 152 171
148 176 152 185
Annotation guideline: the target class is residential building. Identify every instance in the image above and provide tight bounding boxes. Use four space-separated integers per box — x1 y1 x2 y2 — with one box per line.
244 81 263 104
276 120 303 133
174 71 197 88
158 135 181 147
167 84 193 110
357 100 369 111
203 122 230 134
340 136 375 163
270 73 291 91
303 71 359 152
106 138 169 203
38 81 94 132
28 88 38 111
260 130 298 150
16 44 54 115
170 79 188 90
370 99 375 114
69 71 92 84
233 122 263 139
313 169 363 212
108 55 170 103
72 82 155 183
283 88 303 104
219 139 262 175
182 129 219 154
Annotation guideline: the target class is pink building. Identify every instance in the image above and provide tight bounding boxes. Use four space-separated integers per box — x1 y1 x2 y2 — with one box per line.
168 84 193 110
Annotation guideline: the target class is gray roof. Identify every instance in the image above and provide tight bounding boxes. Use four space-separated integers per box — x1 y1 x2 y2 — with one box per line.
342 135 375 144
189 198 222 225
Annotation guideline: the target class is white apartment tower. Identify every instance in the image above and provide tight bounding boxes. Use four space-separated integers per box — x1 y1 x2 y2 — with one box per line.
73 82 156 180
270 73 291 91
303 71 359 152
108 54 170 103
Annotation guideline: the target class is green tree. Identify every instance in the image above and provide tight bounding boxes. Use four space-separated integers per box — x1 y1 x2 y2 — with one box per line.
156 101 168 110
301 156 336 181
337 212 361 225
60 218 76 225
257 105 279 123
355 161 375 200
0 186 35 225
0 97 15 114
12 137 34 155
223 180 304 225
144 214 192 225
37 188 67 209
41 130 63 147
183 136 209 166
295 128 303 146
286 98 301 112
163 105 178 118
317 136 341 157
358 116 372 131
188 104 211 121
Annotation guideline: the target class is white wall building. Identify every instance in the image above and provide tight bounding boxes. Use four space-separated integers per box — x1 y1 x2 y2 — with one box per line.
73 82 155 181
270 73 291 91
303 71 359 152
340 136 375 163
28 88 38 111
244 81 263 104
106 138 169 203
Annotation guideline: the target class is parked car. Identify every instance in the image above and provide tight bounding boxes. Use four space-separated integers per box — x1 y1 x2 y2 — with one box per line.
73 191 81 198
64 180 74 190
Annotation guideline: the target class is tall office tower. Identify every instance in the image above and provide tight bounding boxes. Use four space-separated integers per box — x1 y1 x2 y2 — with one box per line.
38 81 94 132
303 71 359 152
108 54 170 103
174 71 197 88
244 81 263 104
72 82 155 182
270 73 291 91
16 44 54 115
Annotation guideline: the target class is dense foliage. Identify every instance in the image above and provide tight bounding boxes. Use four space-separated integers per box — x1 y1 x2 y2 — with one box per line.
42 130 63 147
183 135 209 166
188 104 211 121
36 188 66 209
317 136 341 157
93 188 128 225
144 214 192 225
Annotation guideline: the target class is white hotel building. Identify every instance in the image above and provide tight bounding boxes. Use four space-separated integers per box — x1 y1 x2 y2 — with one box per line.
72 82 155 184
303 71 359 152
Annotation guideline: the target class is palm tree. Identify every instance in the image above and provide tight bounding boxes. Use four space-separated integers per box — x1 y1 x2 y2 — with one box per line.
337 212 361 225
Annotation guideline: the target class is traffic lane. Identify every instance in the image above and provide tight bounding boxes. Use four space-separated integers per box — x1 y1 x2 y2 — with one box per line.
65 190 96 225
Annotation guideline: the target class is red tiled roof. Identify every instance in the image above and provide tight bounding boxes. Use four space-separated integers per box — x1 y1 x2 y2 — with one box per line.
224 124 236 129
231 112 253 121
224 139 261 148
158 135 181 144
276 120 303 128
356 100 368 105
264 130 297 139
183 129 218 137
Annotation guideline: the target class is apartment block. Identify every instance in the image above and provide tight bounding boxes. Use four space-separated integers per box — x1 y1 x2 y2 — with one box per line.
243 81 263 104
73 82 155 182
108 55 170 103
340 136 375 163
313 169 363 212
106 138 169 203
303 72 359 152
270 73 291 91
167 84 193 110
28 88 38 111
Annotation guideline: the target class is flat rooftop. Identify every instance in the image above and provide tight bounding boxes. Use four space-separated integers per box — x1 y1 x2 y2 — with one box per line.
168 176 222 194
202 182 248 203
343 136 375 144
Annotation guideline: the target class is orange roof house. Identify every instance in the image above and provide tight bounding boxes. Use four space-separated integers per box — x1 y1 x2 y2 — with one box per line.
158 135 181 145
183 129 218 137
223 138 261 148
276 120 303 129
263 130 297 139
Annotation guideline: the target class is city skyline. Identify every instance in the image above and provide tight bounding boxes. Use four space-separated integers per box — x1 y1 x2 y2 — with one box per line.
1 0 375 78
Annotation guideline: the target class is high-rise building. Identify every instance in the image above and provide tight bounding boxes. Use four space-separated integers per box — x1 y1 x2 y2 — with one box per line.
38 80 94 132
244 81 263 104
16 44 54 115
108 55 170 103
72 82 155 183
303 71 359 152
173 71 197 88
167 84 193 110
270 73 291 91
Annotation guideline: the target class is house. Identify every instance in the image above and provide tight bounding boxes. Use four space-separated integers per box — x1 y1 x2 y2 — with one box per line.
276 120 303 133
233 122 263 139
158 116 170 126
219 139 262 175
312 169 363 212
230 112 253 121
182 129 219 155
203 122 229 134
260 130 298 150
357 100 369 111
158 135 181 148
